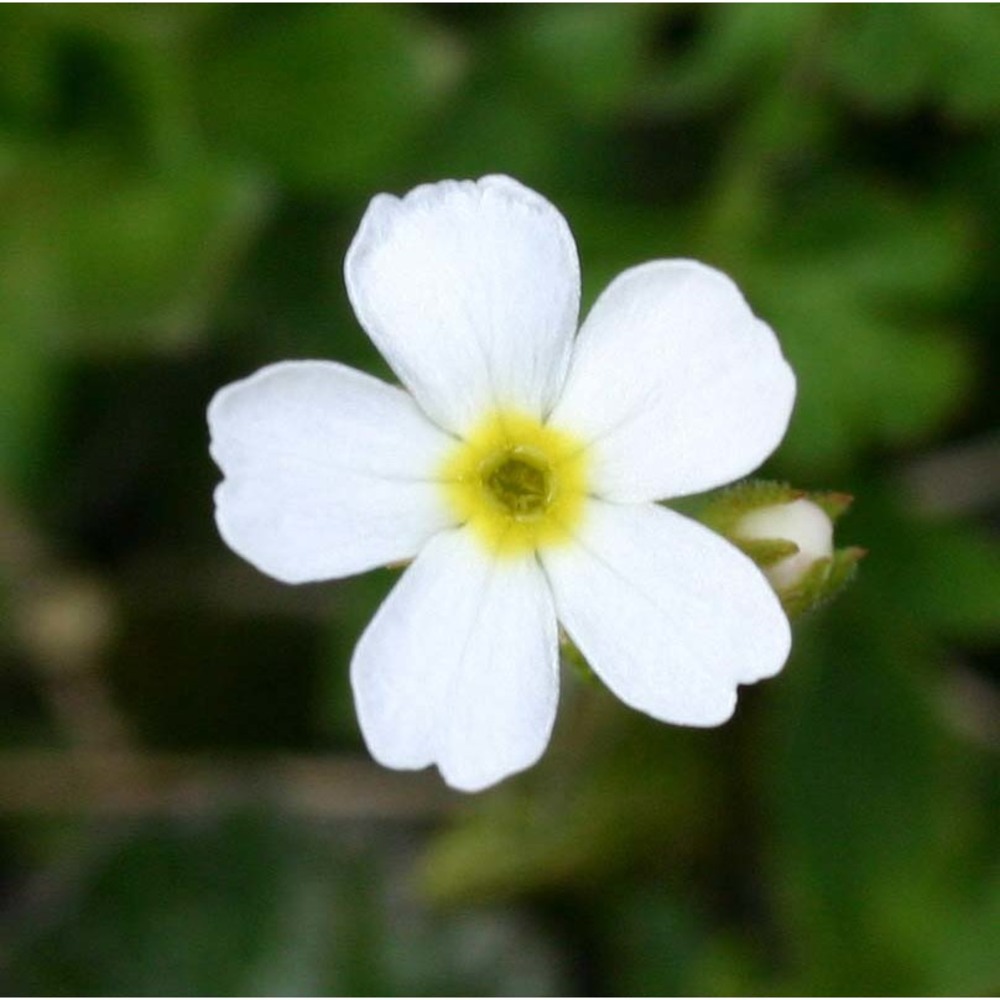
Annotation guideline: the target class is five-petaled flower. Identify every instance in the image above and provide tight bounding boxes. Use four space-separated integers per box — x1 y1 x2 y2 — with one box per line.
208 176 796 792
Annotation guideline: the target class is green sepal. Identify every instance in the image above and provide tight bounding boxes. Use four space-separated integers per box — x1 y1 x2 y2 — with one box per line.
734 537 800 568
697 480 804 536
811 491 855 522
781 557 833 619
560 632 600 686
781 545 867 619
694 479 863 619
826 545 868 594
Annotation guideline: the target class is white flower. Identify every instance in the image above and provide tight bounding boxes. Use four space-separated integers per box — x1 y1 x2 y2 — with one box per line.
208 176 796 792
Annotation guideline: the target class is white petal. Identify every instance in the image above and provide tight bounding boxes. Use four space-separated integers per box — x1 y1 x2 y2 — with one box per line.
541 501 790 726
550 260 796 502
345 175 580 435
208 361 455 584
351 528 559 792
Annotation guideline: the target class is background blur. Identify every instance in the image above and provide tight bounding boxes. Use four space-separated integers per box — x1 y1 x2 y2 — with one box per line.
1 4 998 995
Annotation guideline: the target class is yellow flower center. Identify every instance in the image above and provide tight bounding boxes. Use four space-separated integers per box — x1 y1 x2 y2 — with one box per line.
440 409 590 556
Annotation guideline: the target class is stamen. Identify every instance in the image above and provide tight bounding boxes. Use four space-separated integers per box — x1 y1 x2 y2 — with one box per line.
484 453 552 518
439 409 589 556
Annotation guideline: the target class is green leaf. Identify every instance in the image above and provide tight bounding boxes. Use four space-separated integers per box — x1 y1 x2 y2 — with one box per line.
421 691 724 904
925 863 1000 995
601 890 712 995
761 600 961 993
853 487 1000 643
58 163 267 349
0 7 60 127
0 169 61 495
0 150 268 352
825 6 1000 121
0 327 57 497
505 5 654 120
824 7 928 113
4 814 568 996
416 86 566 188
636 6 823 114
6 815 323 996
750 184 975 474
197 7 452 193
923 5 1000 120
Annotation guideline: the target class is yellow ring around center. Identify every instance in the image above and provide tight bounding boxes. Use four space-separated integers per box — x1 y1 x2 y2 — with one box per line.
439 409 590 556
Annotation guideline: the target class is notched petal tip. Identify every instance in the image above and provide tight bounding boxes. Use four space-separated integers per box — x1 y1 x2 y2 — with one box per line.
543 501 790 731
343 174 581 435
438 752 541 794
675 686 738 729
350 529 560 794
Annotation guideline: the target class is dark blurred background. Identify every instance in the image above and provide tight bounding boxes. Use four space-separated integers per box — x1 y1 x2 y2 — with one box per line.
1 4 998 995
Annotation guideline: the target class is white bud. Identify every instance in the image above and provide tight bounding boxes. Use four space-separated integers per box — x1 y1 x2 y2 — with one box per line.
736 498 834 591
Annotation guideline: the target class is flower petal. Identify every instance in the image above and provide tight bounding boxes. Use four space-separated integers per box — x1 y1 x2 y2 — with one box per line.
550 260 796 502
208 361 455 584
351 528 559 792
541 500 790 726
345 175 580 436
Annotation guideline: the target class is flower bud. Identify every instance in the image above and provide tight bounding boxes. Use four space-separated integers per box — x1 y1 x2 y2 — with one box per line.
735 498 833 591
697 481 864 618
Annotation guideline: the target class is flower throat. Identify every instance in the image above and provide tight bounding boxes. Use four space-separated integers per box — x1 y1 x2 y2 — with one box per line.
439 409 589 556
484 450 552 518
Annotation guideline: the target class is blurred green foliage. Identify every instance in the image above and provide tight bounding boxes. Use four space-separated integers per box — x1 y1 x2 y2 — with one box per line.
0 4 998 996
